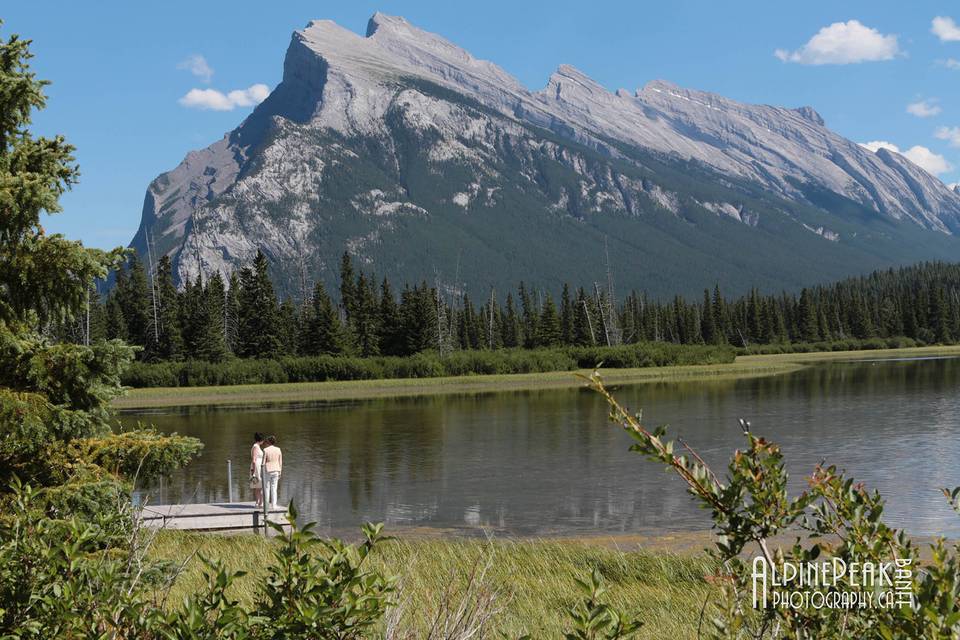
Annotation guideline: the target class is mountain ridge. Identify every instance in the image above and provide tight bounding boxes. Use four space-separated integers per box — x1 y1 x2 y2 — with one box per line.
129 13 960 299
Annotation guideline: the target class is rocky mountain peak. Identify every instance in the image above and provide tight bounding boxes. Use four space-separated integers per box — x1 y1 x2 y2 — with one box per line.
128 12 960 296
794 105 825 126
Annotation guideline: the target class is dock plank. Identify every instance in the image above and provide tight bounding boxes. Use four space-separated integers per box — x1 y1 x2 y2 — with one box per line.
140 501 290 531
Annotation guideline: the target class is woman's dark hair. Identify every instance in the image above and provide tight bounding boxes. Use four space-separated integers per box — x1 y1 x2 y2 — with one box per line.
254 432 265 443
266 435 276 445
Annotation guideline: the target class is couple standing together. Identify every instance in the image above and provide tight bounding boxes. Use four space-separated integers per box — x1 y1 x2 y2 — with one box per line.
250 432 282 509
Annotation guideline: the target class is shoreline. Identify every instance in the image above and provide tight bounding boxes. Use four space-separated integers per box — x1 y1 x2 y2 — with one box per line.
114 345 960 410
113 345 960 410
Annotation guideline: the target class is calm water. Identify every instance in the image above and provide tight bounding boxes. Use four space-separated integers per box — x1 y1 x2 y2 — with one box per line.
123 357 960 538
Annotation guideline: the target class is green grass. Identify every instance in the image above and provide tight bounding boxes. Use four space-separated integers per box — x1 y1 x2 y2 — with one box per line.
149 532 719 638
113 345 960 410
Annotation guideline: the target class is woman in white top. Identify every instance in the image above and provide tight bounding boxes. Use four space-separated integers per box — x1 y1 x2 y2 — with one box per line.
262 435 283 509
250 432 265 507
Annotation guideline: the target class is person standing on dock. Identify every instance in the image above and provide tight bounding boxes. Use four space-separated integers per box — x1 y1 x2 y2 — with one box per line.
250 432 265 507
262 435 283 509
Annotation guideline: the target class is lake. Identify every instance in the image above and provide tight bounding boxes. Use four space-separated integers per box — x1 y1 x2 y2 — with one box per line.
123 356 960 538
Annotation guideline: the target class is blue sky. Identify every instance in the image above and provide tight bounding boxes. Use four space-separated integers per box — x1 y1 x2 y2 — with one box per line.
6 0 960 249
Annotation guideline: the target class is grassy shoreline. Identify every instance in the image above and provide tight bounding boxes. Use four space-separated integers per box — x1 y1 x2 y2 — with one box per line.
114 345 960 410
150 532 717 638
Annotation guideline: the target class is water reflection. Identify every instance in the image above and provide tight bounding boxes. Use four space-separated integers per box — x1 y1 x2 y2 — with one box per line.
123 357 960 537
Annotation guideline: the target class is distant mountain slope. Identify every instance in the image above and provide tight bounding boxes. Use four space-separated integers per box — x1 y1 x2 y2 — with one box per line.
129 13 960 298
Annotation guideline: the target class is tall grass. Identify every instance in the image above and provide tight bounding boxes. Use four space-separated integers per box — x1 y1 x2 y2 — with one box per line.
149 533 717 638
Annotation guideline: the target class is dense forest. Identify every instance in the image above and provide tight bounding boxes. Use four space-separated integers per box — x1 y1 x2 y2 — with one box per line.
57 252 960 363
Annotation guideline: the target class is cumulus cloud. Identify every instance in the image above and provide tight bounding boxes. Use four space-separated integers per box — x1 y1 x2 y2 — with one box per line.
932 16 960 42
859 140 953 175
906 98 941 118
178 84 270 111
177 54 214 83
775 20 900 65
935 126 960 147
939 58 960 70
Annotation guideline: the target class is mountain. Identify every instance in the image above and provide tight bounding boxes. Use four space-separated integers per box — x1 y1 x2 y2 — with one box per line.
129 13 960 299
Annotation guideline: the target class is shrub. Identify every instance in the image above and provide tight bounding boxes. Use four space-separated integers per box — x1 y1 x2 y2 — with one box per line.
588 370 960 638
120 344 737 389
0 484 395 640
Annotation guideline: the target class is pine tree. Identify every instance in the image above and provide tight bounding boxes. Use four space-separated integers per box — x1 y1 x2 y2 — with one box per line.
154 255 182 360
501 293 521 348
116 254 151 350
353 272 380 357
712 284 727 343
701 288 718 344
237 251 281 358
931 286 952 343
560 283 574 345
104 294 127 340
339 252 357 322
400 282 436 355
277 298 299 355
303 281 344 356
572 288 596 346
224 271 241 354
0 29 195 497
201 273 228 361
377 278 403 356
518 282 538 348
798 288 820 343
537 294 562 346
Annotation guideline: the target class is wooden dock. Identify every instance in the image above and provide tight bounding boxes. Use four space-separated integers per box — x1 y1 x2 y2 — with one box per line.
140 502 290 532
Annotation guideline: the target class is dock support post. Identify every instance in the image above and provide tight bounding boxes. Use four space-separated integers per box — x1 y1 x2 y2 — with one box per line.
261 464 270 537
227 459 234 503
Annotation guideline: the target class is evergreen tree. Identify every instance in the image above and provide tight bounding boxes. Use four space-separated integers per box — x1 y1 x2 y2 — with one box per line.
153 255 182 360
400 282 436 355
931 286 952 343
0 29 196 500
116 254 151 350
560 283 574 345
572 288 596 346
798 288 820 343
849 292 874 340
701 288 718 344
458 294 481 350
237 251 281 358
224 271 241 354
501 293 521 348
201 273 228 361
518 282 538 348
712 284 727 343
277 298 299 355
353 272 380 357
377 278 403 356
339 252 357 322
104 292 127 340
537 294 562 346
302 281 344 356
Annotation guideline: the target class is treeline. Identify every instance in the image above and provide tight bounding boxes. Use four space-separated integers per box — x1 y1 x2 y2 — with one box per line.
59 253 960 364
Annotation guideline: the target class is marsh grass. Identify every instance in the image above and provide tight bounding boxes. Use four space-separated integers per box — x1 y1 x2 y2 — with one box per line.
149 532 718 638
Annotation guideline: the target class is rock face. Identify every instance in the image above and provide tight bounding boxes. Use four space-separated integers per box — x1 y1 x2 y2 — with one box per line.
130 13 960 298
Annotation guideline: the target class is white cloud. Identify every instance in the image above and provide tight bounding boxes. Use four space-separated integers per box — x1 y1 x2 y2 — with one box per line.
178 84 270 111
859 140 953 175
906 98 941 118
932 16 960 42
775 20 900 65
940 58 960 69
177 54 214 83
936 126 960 147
